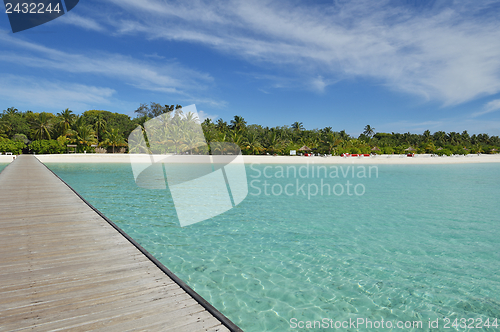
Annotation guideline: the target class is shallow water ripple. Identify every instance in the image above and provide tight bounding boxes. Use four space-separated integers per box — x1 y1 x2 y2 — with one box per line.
48 163 500 332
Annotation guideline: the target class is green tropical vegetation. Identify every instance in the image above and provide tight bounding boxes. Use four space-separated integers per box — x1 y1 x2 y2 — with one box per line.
1 105 499 155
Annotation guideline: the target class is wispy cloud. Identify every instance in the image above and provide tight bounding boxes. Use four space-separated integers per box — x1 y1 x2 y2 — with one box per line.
144 52 167 60
237 72 298 90
97 0 500 106
0 75 115 111
0 32 216 98
472 99 500 117
56 13 105 31
310 76 333 93
197 110 218 122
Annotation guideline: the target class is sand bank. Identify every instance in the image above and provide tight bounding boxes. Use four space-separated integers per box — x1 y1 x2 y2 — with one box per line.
34 153 500 164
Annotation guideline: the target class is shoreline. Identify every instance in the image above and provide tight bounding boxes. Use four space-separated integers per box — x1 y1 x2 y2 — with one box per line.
32 153 500 164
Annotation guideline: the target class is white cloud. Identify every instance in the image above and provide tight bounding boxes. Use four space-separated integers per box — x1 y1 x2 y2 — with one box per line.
310 76 331 93
98 0 500 106
57 13 105 31
486 99 500 112
0 75 115 111
0 32 217 100
472 99 500 117
144 52 166 60
197 110 218 122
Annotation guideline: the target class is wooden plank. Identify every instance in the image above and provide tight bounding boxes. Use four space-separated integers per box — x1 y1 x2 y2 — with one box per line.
0 156 241 332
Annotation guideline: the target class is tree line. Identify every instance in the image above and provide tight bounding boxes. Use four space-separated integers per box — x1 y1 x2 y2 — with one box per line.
1 103 499 156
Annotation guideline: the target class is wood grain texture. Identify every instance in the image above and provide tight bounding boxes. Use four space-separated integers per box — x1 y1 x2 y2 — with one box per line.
0 156 232 332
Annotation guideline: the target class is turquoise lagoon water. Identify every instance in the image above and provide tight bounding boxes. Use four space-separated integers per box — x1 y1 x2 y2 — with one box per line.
0 163 8 173
47 163 500 331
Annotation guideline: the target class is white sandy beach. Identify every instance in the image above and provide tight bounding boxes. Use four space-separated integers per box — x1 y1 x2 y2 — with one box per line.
32 153 500 164
0 155 17 163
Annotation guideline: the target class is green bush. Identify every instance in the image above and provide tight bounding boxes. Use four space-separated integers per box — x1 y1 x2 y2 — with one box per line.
382 146 394 154
453 147 469 155
416 147 426 154
12 133 29 144
359 146 371 154
436 148 452 156
393 146 406 154
349 147 361 154
332 147 345 155
29 140 65 154
0 138 24 154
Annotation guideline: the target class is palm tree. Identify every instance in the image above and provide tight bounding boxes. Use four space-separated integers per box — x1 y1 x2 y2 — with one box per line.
0 118 12 137
31 112 53 140
165 126 188 154
230 115 247 132
244 132 262 155
184 134 207 154
422 130 431 142
230 131 245 148
3 107 18 115
128 125 149 153
433 131 446 145
183 111 200 124
339 130 349 141
321 126 332 134
447 132 461 145
104 128 125 153
306 136 321 149
265 131 286 154
94 113 107 143
461 130 470 143
477 133 490 144
56 108 75 137
425 142 436 153
202 118 214 128
202 127 218 147
322 132 342 153
363 125 375 137
216 119 228 132
75 124 96 151
182 113 206 153
291 122 304 131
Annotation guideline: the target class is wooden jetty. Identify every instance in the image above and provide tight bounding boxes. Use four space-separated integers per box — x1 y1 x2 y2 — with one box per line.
0 155 241 332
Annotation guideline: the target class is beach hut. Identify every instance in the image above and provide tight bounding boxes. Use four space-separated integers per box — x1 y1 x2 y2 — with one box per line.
370 146 380 156
405 146 416 157
298 145 311 156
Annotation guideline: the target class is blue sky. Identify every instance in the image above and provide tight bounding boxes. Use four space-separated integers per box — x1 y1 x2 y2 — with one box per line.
1 0 500 135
